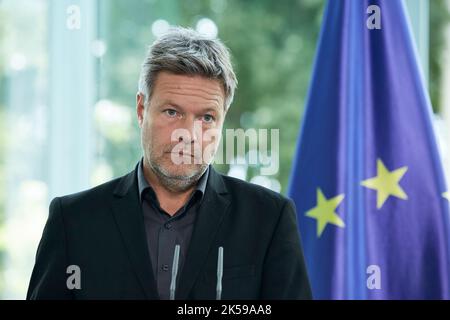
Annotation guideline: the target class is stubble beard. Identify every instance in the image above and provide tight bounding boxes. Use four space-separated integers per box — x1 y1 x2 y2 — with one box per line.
145 145 210 193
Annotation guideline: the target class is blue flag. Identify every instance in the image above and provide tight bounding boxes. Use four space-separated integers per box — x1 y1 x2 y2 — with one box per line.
288 0 450 299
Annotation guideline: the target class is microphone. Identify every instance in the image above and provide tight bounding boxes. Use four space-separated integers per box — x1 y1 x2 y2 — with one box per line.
216 246 223 300
169 244 181 300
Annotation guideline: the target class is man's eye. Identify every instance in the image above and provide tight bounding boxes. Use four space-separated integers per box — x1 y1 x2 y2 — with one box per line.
164 109 178 117
203 114 215 123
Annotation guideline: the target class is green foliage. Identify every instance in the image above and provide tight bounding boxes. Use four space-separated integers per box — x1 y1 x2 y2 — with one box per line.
430 0 450 113
100 0 324 192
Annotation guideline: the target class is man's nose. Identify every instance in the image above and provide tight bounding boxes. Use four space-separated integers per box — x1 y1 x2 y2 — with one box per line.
179 118 202 144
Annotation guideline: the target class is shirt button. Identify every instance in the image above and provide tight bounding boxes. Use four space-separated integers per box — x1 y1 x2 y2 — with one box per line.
162 264 169 271
165 223 172 230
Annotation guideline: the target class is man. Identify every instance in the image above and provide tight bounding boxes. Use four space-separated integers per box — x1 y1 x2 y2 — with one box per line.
27 27 312 300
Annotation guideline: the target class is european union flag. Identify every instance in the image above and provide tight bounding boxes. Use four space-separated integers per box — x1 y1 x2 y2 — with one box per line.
288 0 450 299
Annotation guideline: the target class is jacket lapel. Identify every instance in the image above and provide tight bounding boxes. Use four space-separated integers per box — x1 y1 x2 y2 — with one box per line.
110 165 159 299
176 167 231 299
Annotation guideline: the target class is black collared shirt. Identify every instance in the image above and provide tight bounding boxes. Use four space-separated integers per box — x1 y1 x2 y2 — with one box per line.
137 159 209 300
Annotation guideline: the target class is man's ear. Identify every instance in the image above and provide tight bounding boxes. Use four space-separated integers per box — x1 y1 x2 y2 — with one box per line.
136 92 145 128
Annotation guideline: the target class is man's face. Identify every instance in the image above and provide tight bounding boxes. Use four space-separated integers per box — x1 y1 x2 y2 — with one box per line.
137 71 226 191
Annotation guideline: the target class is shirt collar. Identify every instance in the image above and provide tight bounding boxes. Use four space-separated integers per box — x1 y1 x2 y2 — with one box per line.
137 157 209 203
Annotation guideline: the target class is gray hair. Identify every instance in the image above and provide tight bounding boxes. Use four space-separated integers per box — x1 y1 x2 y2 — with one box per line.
138 26 238 110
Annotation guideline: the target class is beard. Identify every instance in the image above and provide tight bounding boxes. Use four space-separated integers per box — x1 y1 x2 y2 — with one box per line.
144 141 211 193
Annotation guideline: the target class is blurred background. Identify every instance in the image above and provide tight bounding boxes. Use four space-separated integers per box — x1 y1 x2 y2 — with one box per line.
0 0 449 299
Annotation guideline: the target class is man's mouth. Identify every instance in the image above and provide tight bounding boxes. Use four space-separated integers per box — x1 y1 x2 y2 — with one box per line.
168 151 195 158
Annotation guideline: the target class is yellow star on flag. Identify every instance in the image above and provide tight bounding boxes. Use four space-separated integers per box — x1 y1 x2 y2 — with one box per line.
306 188 345 237
443 191 450 201
361 158 408 209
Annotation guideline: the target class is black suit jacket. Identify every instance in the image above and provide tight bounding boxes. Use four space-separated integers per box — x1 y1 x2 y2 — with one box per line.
27 164 312 300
